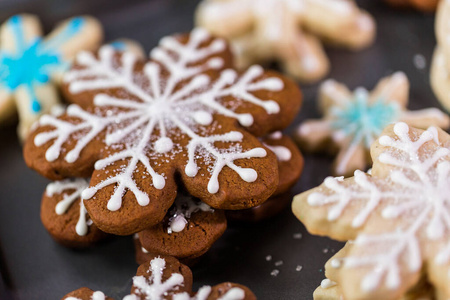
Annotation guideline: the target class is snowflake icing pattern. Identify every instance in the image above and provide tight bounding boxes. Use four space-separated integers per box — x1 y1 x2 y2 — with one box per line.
296 122 450 296
30 29 290 233
122 257 245 300
46 178 91 236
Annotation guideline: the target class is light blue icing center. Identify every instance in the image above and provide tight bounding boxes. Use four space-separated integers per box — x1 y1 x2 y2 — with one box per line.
331 88 400 147
0 15 85 114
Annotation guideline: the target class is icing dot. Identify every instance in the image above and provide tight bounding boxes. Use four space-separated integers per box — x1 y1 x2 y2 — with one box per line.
81 188 96 200
207 57 223 69
393 122 409 136
238 114 254 126
185 162 198 177
263 78 284 91
307 193 322 206
169 215 188 233
321 279 337 289
154 137 174 153
237 168 257 182
193 111 213 125
210 39 226 52
263 100 280 114
378 136 391 146
331 259 341 268
153 174 166 189
31 100 41 113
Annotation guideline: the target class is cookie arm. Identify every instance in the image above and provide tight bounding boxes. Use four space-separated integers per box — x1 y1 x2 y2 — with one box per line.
302 0 376 50
45 16 103 83
195 0 253 38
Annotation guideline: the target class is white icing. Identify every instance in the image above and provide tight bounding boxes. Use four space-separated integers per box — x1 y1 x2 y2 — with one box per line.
35 28 283 212
307 122 450 292
46 178 91 236
65 290 105 300
123 257 246 300
167 195 213 234
320 279 337 289
263 143 291 162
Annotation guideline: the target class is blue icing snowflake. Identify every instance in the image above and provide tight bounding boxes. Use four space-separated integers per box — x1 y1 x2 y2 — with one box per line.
331 88 400 147
0 15 85 114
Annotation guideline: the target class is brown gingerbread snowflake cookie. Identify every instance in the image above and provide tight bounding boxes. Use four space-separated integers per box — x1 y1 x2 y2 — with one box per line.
24 28 302 235
41 178 107 247
136 192 227 265
63 254 256 300
293 122 450 299
63 288 114 300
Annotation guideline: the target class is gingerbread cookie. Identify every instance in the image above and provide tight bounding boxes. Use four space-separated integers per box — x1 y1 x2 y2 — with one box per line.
196 0 375 83
63 255 256 300
297 72 450 176
227 132 304 221
136 192 227 265
24 28 302 235
431 0 450 112
385 0 438 12
41 178 107 247
315 247 437 300
293 123 450 299
0 14 102 140
63 288 113 300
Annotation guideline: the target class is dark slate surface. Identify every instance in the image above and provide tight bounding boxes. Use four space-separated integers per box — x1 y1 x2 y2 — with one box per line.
0 0 444 299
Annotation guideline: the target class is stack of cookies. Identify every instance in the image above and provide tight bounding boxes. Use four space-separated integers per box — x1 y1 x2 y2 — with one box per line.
24 28 303 270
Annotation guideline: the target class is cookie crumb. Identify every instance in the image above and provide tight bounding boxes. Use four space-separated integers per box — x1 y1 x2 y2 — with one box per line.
274 260 283 267
270 269 280 277
413 54 426 70
322 248 329 254
293 233 302 239
265 255 272 261
295 265 303 272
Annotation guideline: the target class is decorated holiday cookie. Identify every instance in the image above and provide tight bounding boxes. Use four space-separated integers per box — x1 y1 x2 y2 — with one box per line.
63 288 113 300
24 28 302 235
314 247 437 300
137 192 227 265
431 0 450 112
196 0 375 83
227 132 304 221
41 178 107 247
63 255 256 300
385 0 438 12
0 14 102 140
293 123 450 299
296 72 450 176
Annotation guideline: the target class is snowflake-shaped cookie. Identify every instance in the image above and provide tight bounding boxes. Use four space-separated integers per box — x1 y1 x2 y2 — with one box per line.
293 122 450 299
25 28 301 235
63 255 256 300
297 72 450 176
41 178 106 247
0 14 102 140
431 0 450 112
196 0 375 82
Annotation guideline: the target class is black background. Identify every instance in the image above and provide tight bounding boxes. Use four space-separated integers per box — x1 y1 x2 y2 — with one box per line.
0 0 444 299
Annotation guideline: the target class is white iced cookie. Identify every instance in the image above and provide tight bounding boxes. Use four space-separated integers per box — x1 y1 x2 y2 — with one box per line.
431 0 450 112
293 123 450 299
196 0 376 83
296 72 450 176
0 14 103 140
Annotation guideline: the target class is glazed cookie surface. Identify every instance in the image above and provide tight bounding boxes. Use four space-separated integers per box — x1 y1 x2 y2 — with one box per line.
24 28 302 235
0 14 102 140
41 178 107 247
137 193 227 265
64 255 256 300
297 72 449 176
293 123 450 299
196 0 375 82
